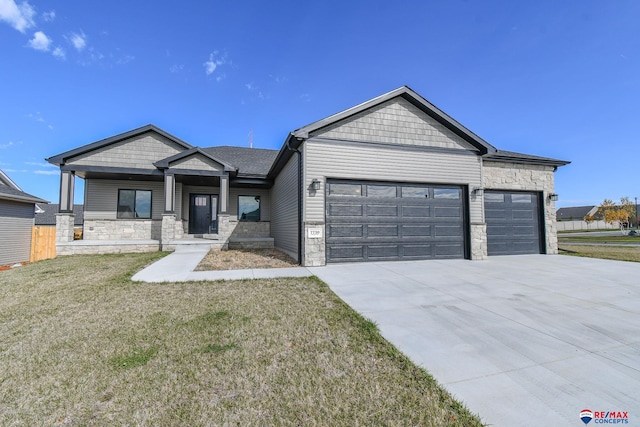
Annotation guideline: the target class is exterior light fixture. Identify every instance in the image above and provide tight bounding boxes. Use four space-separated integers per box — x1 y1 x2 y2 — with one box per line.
311 179 321 191
548 193 559 202
472 187 484 196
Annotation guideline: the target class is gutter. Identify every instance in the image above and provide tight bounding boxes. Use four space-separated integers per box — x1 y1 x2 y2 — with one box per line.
285 133 305 265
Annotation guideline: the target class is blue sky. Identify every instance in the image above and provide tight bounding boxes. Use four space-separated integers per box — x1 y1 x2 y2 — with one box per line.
1 0 639 208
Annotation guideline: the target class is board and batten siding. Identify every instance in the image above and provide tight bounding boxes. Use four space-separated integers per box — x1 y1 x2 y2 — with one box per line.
67 133 185 169
303 139 483 223
313 97 476 151
0 200 34 265
270 153 299 259
84 179 170 220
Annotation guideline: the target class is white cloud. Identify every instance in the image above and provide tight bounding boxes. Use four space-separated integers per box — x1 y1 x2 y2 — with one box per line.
41 9 54 22
0 141 15 149
52 46 65 59
28 30 51 51
0 0 35 33
34 170 58 175
69 31 87 51
203 51 227 76
25 161 56 168
169 64 184 73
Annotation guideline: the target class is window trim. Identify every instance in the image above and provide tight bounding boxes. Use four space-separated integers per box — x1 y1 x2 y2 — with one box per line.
117 189 152 219
238 195 261 222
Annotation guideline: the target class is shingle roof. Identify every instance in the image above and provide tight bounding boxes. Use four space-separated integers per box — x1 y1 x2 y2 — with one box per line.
556 206 598 221
202 146 278 177
35 204 84 226
0 182 49 204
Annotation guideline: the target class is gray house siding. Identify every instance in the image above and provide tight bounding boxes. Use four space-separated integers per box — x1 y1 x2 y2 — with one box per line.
170 155 224 172
66 133 185 169
84 179 167 220
270 153 299 259
0 200 34 265
313 98 477 151
303 139 483 224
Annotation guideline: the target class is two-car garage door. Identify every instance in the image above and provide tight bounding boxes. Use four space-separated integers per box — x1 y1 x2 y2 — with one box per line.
326 180 467 263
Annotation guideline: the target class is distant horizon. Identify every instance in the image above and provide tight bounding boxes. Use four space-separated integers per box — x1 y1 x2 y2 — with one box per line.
2 1 639 208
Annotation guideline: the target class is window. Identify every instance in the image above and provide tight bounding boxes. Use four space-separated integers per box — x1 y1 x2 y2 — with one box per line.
484 192 505 203
329 183 362 196
434 188 460 199
117 189 152 219
238 195 260 221
367 185 397 197
402 186 430 198
512 194 533 203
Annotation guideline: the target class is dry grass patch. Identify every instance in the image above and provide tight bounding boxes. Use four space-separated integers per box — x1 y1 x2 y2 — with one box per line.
0 253 483 426
560 245 640 263
196 248 298 271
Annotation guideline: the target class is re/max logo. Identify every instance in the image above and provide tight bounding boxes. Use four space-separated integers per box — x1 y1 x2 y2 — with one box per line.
594 412 628 419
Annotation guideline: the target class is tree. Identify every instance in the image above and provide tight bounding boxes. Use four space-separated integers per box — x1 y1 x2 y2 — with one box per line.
599 197 635 234
584 214 594 230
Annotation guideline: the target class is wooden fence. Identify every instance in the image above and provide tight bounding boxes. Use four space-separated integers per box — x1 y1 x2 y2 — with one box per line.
30 226 56 262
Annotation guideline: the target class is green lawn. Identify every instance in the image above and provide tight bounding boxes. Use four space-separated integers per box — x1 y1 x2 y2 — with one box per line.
0 253 483 426
558 235 640 243
559 245 640 263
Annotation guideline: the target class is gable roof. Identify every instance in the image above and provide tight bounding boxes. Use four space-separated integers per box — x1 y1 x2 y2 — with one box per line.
35 204 84 225
0 169 49 204
46 124 193 166
203 146 278 177
154 147 236 172
290 85 498 155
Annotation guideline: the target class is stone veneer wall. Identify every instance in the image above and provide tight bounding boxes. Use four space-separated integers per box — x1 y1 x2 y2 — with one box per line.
83 219 163 240
482 161 558 255
302 222 325 266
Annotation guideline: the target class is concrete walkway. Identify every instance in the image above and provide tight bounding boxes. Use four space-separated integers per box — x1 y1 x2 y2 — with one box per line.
131 245 312 282
309 255 640 426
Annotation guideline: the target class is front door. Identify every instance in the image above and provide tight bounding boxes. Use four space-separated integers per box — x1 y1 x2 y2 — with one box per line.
189 194 218 234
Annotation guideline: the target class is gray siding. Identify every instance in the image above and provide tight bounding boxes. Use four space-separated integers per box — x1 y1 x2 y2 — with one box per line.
303 139 483 223
181 185 271 221
313 98 476 151
270 154 299 259
84 179 167 220
170 155 223 172
0 200 34 265
67 132 185 169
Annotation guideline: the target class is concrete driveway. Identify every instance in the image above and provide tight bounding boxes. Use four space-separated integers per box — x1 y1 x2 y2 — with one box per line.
309 255 640 426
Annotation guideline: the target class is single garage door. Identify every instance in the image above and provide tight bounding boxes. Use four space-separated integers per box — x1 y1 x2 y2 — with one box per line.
326 180 467 263
485 191 543 255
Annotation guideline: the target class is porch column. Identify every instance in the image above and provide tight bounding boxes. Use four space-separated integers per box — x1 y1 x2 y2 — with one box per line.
59 170 75 213
163 173 175 213
220 174 229 214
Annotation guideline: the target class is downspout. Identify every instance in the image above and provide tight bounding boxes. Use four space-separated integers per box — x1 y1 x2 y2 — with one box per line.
286 135 304 264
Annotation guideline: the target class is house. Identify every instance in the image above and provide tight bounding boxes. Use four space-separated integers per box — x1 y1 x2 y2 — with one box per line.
35 204 84 239
46 86 569 265
0 169 49 266
556 205 599 222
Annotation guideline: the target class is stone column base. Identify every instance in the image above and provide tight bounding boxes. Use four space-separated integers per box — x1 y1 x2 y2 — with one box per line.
470 222 488 260
56 213 75 243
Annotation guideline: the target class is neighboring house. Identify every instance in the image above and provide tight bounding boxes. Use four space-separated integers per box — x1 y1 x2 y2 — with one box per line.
0 169 49 266
46 86 569 265
35 204 84 226
556 205 599 222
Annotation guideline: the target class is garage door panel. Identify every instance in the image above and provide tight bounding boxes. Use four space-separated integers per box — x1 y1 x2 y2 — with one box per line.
367 225 399 237
327 180 466 263
368 245 399 258
367 204 398 217
434 206 461 218
402 225 431 237
328 245 364 261
435 243 464 257
403 244 432 257
329 224 363 238
485 191 542 256
435 225 463 237
402 205 430 218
